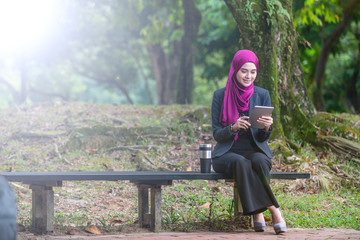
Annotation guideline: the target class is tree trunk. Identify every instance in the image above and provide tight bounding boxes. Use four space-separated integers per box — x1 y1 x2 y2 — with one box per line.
313 0 360 111
347 27 360 113
224 0 316 142
224 0 360 158
176 0 201 104
146 43 179 105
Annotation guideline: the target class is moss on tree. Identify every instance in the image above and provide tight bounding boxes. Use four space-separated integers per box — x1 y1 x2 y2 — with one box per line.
224 0 360 190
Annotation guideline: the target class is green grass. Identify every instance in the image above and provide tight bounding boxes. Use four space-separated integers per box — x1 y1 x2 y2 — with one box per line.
162 181 360 231
277 189 359 229
1 103 359 234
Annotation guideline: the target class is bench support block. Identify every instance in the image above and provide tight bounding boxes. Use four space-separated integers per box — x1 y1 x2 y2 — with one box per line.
150 186 161 232
30 185 54 233
135 180 172 232
138 185 149 227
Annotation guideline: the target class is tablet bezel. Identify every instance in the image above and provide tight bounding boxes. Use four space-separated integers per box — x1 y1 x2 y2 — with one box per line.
249 106 274 129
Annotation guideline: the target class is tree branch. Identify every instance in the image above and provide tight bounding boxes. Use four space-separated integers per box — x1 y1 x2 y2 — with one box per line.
71 59 134 104
314 0 360 110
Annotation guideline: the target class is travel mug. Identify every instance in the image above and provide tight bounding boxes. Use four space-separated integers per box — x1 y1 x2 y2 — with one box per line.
199 144 212 173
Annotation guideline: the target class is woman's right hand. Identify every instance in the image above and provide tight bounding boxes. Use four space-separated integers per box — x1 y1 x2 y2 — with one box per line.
231 116 251 132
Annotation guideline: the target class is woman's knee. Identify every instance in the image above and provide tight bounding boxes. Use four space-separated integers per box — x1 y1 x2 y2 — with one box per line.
212 152 248 173
250 153 271 171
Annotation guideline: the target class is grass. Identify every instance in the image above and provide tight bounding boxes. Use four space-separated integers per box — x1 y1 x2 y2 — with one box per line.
1 103 359 235
17 178 359 232
273 189 360 229
161 180 237 231
162 181 360 231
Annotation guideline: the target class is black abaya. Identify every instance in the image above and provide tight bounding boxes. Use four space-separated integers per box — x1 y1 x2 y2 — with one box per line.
212 151 280 215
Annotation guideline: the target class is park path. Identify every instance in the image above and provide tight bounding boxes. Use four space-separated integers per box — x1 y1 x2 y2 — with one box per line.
18 228 360 240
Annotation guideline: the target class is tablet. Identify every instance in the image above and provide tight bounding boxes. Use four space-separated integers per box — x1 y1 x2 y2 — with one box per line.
249 106 274 129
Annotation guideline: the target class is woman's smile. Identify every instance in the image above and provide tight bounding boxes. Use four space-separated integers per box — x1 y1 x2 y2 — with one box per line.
236 62 257 87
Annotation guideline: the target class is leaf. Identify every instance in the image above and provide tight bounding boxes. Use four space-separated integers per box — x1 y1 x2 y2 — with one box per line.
110 219 123 224
186 166 192 171
198 202 211 210
85 225 101 235
202 135 212 141
86 149 98 154
264 216 271 222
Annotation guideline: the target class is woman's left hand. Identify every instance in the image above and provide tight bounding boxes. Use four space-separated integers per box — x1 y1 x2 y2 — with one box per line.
257 116 273 131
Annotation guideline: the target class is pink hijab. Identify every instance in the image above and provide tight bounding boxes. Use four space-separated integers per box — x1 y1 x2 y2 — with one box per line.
219 50 259 136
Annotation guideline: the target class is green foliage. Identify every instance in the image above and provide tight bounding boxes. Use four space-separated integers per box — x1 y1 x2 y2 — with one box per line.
242 1 259 23
264 0 291 27
196 0 239 91
311 112 360 143
323 24 360 112
139 1 183 45
193 66 227 106
294 0 341 28
294 0 360 113
97 216 119 232
55 212 90 229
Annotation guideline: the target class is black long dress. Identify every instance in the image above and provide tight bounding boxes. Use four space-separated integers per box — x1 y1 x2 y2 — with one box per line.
212 111 280 215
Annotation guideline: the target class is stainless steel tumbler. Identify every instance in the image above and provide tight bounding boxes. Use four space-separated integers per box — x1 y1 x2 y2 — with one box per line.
199 144 212 173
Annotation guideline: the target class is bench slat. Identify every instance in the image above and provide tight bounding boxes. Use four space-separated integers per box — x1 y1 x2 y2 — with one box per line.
0 171 310 182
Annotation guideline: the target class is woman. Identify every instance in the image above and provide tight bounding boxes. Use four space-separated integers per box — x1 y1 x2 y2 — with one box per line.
211 49 286 234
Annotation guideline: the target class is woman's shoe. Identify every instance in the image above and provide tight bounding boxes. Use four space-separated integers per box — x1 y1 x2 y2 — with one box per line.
273 208 286 234
254 221 266 232
273 221 286 234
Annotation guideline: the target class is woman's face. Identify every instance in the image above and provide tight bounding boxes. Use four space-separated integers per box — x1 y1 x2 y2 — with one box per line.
236 62 257 87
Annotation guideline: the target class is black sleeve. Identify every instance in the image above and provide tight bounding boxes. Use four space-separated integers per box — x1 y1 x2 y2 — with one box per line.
211 91 237 143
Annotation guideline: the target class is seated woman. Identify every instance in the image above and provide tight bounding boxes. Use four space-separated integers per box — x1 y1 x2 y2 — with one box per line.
211 49 286 234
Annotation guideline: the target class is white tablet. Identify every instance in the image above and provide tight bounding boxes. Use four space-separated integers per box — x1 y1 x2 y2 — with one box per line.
249 106 274 129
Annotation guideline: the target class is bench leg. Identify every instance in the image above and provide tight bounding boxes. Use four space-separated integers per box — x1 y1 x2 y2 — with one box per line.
233 182 243 218
135 181 171 232
138 185 149 227
150 186 161 232
30 184 54 233
136 184 162 232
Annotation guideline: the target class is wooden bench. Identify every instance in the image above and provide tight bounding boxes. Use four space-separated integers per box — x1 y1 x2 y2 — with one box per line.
0 171 310 233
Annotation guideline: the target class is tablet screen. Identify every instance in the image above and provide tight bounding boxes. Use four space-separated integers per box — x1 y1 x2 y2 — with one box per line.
249 106 274 129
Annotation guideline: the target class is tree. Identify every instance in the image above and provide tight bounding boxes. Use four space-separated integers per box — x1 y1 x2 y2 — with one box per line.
346 23 360 111
293 0 360 112
176 0 201 104
312 0 360 111
224 0 360 159
142 0 201 104
194 0 241 104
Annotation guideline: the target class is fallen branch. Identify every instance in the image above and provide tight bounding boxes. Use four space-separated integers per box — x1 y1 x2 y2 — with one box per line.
106 145 159 152
54 143 73 165
318 136 360 158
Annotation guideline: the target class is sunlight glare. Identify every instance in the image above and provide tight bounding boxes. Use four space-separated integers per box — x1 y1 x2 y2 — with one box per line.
0 0 58 55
